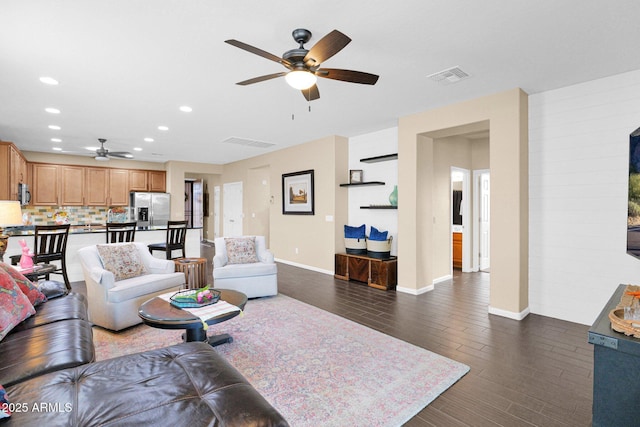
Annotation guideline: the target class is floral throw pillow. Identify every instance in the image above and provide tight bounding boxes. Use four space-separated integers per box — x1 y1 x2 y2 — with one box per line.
96 243 148 281
0 263 47 306
0 268 35 341
225 237 259 264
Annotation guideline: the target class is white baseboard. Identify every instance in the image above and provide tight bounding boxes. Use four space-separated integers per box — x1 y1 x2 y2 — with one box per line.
274 258 334 276
488 305 530 321
433 274 452 284
396 284 433 295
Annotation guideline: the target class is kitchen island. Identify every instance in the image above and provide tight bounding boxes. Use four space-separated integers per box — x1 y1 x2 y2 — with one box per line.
5 225 202 282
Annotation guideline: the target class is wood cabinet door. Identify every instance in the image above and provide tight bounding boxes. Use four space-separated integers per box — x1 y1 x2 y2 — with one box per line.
348 257 370 283
109 169 130 205
60 165 85 205
129 169 148 191
32 163 60 205
85 167 108 205
148 170 166 192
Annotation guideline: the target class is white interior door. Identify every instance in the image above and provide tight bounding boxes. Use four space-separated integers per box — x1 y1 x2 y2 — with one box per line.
479 172 491 271
223 181 243 237
192 179 204 228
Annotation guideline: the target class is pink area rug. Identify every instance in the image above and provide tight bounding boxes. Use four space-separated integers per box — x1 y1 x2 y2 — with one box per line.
93 294 469 426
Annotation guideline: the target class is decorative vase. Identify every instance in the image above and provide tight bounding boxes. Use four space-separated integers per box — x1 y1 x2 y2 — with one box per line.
389 185 398 206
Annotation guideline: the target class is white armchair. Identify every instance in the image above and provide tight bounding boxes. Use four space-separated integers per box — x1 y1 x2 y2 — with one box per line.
78 242 185 331
213 236 277 298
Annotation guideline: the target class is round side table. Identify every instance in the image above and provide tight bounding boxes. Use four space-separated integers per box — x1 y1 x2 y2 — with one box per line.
174 257 208 289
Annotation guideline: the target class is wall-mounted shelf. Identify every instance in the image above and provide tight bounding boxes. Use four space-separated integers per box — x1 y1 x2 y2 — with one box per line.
360 153 398 163
340 181 385 187
360 205 397 209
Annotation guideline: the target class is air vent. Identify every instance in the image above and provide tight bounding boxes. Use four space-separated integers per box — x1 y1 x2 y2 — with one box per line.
426 66 470 85
222 137 275 149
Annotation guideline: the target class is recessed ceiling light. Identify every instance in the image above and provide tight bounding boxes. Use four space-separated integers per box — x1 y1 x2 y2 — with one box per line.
52 147 62 151
51 138 62 142
48 125 61 130
45 107 60 114
144 137 154 142
179 106 193 113
158 126 169 131
39 76 59 85
133 147 143 151
85 146 99 151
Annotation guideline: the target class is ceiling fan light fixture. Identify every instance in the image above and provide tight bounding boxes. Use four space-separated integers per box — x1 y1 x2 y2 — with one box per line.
94 155 109 161
285 70 317 90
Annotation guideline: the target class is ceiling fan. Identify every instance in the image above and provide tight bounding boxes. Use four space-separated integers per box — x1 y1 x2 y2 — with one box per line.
225 28 379 101
90 138 133 161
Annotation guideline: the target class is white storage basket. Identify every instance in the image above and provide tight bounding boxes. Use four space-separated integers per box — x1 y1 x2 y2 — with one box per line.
367 236 393 259
344 237 367 255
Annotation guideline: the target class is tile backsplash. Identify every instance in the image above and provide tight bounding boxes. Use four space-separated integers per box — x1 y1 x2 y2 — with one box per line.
21 206 121 225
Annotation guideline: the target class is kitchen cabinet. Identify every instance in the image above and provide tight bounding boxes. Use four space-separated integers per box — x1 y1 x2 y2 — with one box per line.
130 169 166 192
0 141 27 201
60 165 85 205
32 163 60 205
108 169 130 205
85 167 108 205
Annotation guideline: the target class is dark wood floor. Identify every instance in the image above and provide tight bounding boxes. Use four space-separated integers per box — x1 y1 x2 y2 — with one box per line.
276 263 593 427
77 243 593 426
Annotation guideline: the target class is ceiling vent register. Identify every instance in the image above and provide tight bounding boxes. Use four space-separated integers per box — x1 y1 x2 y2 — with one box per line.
222 137 276 149
426 66 470 84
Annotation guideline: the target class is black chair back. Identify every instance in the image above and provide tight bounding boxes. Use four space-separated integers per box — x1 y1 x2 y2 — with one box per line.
106 222 137 243
148 220 188 259
33 224 71 290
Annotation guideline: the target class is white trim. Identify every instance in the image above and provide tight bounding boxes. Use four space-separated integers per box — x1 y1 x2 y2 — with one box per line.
275 258 334 276
433 274 452 284
488 305 530 321
397 284 433 295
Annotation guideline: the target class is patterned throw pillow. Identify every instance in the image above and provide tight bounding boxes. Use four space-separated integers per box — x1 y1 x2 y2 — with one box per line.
225 237 259 264
0 263 47 306
0 268 35 340
96 243 148 281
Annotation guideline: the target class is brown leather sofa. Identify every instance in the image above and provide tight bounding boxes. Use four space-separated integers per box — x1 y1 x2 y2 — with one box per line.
0 292 288 426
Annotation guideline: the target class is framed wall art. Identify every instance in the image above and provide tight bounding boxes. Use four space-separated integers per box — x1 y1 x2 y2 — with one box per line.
282 169 314 215
349 169 363 184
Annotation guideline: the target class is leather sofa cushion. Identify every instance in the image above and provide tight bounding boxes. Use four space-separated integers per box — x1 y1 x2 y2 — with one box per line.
4 342 288 426
106 272 184 303
0 319 94 387
214 262 277 279
9 293 88 333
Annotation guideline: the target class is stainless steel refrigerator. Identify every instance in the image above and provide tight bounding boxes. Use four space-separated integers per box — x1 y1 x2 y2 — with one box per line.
129 192 171 227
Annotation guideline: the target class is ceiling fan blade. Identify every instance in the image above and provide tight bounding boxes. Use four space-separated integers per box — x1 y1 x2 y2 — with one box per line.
107 152 134 159
304 30 351 66
316 68 379 85
236 72 287 86
301 84 320 101
225 39 291 67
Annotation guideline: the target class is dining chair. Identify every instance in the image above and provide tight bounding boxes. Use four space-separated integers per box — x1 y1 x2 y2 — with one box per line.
106 222 137 243
33 224 71 290
148 220 188 259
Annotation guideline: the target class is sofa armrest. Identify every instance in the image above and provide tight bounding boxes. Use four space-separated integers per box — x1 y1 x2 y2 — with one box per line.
91 267 116 289
146 257 176 274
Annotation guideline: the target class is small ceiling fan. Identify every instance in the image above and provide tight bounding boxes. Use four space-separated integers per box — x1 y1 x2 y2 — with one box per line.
90 138 133 161
225 28 379 101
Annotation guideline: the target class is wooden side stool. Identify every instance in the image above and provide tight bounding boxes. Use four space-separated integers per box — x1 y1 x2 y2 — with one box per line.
174 257 208 289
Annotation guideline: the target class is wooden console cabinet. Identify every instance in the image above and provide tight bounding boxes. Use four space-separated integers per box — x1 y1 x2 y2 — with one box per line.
335 253 397 290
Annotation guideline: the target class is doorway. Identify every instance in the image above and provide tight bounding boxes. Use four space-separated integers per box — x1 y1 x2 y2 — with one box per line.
184 179 203 229
451 167 470 272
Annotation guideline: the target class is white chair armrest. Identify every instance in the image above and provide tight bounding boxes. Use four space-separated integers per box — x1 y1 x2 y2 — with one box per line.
259 250 274 264
90 267 116 289
213 254 227 269
146 257 176 274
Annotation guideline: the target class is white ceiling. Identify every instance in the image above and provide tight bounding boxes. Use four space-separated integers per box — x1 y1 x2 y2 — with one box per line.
1 1 639 164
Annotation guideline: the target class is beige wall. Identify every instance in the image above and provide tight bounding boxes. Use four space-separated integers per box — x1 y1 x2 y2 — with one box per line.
220 135 348 272
398 88 528 318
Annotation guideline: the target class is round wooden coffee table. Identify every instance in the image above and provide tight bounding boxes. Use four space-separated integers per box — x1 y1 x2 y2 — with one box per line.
138 289 247 346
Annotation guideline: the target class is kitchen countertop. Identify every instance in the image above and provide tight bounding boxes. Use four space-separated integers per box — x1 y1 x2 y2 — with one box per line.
6 224 202 236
